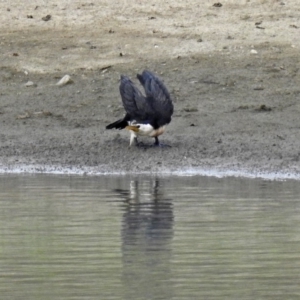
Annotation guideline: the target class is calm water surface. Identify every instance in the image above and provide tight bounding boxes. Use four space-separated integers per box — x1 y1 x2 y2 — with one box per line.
0 175 300 300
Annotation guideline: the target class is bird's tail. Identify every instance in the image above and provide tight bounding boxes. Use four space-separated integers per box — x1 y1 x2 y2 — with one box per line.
106 119 127 130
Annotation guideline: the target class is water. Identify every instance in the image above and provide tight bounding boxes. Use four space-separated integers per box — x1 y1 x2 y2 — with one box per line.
0 175 300 300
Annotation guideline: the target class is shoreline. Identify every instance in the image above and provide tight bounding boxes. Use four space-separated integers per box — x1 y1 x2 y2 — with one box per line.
1 164 300 181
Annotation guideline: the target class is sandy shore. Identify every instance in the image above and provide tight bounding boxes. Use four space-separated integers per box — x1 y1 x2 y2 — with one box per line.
1 0 300 178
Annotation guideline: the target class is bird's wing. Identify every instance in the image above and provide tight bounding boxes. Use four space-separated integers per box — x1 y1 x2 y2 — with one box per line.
119 75 151 121
137 70 173 126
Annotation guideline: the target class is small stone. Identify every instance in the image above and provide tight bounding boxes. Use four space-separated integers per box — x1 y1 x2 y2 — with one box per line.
250 49 258 54
253 86 264 90
255 104 272 112
42 15 51 21
56 74 73 86
24 81 36 87
17 112 31 119
213 2 222 7
184 107 198 112
100 65 112 73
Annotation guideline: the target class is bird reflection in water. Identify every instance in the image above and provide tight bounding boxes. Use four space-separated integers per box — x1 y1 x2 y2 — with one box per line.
115 178 174 299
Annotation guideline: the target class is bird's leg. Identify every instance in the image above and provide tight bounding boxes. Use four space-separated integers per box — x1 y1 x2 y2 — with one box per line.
129 132 146 147
153 137 171 147
129 132 137 147
134 137 139 146
129 134 145 148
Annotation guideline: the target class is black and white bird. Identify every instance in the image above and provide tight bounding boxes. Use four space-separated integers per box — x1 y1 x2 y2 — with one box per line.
106 70 174 147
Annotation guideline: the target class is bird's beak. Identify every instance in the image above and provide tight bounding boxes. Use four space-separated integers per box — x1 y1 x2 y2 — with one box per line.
125 125 139 132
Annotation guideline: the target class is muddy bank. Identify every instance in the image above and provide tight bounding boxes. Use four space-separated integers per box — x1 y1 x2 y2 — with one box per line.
1 0 300 177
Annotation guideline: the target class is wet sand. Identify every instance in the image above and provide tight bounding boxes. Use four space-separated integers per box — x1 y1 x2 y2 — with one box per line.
1 0 300 178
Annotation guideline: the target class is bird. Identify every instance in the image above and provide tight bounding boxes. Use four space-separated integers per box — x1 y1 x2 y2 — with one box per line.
106 70 174 147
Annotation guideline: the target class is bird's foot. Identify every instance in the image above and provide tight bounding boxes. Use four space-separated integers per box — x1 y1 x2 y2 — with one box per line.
153 137 171 148
129 138 147 148
152 142 171 148
128 137 144 148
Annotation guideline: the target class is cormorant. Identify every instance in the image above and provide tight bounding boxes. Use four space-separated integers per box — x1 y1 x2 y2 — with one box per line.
106 70 174 147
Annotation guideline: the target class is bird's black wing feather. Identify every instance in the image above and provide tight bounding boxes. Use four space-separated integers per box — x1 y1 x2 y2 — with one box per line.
119 75 151 122
137 70 173 127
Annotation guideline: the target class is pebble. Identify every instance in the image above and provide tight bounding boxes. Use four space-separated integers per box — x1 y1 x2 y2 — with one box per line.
56 75 72 86
250 49 258 54
184 107 198 112
213 2 222 7
42 15 51 21
24 81 36 87
253 86 264 90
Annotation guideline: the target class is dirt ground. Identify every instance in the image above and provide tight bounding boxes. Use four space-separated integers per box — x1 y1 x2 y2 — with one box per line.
1 0 300 177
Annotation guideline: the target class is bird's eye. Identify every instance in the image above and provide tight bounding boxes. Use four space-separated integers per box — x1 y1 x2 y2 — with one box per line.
137 125 140 128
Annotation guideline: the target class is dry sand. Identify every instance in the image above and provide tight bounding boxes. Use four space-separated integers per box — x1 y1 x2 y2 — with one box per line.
1 0 300 178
